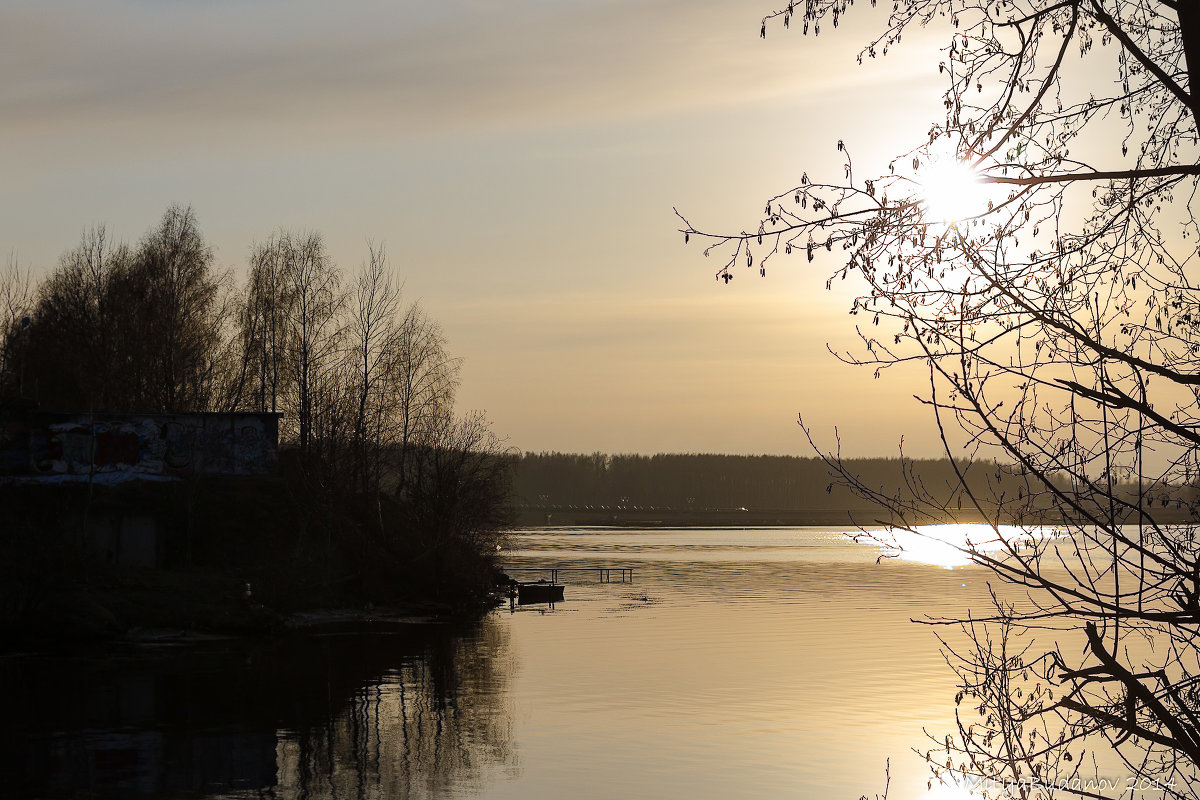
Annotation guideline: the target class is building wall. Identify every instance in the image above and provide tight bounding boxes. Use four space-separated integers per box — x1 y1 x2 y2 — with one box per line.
6 412 281 477
85 512 160 567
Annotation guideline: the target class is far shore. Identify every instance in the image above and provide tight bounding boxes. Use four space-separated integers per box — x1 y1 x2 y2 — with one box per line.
513 506 1199 528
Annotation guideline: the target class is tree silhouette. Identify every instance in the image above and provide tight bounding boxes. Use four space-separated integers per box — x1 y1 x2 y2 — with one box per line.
16 208 230 412
682 2 1200 796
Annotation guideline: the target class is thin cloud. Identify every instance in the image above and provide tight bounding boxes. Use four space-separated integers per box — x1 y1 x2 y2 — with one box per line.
0 0 933 143
444 290 848 364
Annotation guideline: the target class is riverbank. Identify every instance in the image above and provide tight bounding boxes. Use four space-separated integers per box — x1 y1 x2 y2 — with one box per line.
0 471 511 649
1 562 511 652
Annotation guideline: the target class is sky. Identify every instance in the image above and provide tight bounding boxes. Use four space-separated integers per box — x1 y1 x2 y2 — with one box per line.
0 0 954 458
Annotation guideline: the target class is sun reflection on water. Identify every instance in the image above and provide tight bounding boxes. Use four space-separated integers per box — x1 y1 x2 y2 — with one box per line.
874 523 1055 569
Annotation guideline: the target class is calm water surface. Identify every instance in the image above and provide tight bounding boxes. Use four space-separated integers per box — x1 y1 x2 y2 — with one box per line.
3 527 1012 800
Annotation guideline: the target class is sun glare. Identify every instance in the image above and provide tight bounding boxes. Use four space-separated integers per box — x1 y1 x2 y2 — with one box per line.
878 523 1055 569
886 524 989 568
923 783 977 800
917 156 987 227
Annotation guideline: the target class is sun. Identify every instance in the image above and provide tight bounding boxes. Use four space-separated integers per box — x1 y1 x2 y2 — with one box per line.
917 155 987 228
922 783 978 800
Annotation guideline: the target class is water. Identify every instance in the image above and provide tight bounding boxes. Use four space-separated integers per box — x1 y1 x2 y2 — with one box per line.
495 526 993 800
1 526 1028 800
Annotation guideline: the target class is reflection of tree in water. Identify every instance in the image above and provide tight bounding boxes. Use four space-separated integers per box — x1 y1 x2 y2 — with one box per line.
276 616 516 800
0 617 514 799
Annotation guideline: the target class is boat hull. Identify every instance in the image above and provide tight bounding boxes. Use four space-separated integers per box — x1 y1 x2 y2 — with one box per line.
516 581 565 605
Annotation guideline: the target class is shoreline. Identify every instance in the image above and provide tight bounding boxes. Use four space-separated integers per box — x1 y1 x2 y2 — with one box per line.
0 567 510 654
513 508 1200 527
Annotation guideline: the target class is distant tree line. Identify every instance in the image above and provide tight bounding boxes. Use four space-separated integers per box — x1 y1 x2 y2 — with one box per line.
0 205 510 608
512 451 999 511
512 452 1198 521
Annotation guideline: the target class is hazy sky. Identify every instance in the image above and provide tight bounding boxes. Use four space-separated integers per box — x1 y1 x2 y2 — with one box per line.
1 0 952 457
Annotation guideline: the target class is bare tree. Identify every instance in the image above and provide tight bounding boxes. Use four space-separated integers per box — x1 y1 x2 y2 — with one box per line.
235 233 460 493
239 232 296 415
388 302 461 498
682 1 1200 796
348 242 402 494
401 409 512 596
242 230 345 456
125 204 228 412
18 208 228 413
19 225 132 409
0 255 34 397
287 232 345 457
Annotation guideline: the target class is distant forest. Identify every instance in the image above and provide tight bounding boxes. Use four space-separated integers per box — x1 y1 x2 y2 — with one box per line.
510 452 1200 524
511 452 1005 512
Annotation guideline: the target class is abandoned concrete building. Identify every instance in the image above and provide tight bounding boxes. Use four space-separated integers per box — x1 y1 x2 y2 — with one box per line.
0 407 283 568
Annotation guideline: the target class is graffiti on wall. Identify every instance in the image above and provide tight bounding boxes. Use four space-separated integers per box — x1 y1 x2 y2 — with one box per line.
22 413 279 476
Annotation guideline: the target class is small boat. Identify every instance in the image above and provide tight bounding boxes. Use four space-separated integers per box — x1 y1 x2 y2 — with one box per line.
516 579 565 605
